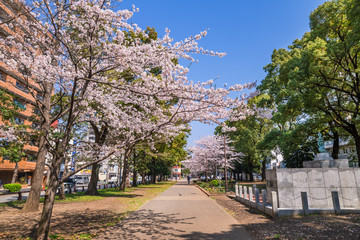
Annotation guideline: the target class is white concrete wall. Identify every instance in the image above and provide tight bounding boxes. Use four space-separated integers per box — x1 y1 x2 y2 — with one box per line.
266 168 360 209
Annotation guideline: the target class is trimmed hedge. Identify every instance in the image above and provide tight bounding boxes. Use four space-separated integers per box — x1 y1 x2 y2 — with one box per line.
4 183 22 192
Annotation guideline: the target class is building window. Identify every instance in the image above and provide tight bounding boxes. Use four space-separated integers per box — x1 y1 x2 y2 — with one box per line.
0 72 5 82
14 117 25 125
15 81 29 93
13 99 26 110
36 94 44 102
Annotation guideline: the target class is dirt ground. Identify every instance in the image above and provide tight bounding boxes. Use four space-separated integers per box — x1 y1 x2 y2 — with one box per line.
0 186 161 240
0 196 134 239
213 194 360 240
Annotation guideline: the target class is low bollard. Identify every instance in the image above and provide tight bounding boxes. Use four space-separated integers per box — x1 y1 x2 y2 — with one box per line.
255 188 260 204
301 192 309 216
249 187 253 202
331 191 341 214
271 191 278 217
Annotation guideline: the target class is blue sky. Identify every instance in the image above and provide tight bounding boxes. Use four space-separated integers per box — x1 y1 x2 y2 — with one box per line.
120 0 326 147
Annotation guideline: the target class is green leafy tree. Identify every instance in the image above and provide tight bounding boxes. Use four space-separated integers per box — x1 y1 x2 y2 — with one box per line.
259 0 360 165
218 95 272 181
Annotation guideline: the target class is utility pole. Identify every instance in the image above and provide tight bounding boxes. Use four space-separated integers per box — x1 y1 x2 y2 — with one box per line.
224 135 227 192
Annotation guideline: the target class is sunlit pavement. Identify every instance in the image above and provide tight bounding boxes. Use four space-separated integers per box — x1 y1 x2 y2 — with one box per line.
97 179 252 240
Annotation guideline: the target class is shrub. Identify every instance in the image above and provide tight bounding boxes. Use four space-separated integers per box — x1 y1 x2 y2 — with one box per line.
198 182 210 188
192 180 197 184
210 180 219 187
4 183 22 192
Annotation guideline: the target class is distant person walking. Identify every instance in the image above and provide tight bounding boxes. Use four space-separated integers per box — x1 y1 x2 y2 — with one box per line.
187 175 191 184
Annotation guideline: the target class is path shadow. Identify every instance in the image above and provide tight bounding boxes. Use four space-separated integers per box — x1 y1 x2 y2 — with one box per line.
96 209 195 239
180 224 252 240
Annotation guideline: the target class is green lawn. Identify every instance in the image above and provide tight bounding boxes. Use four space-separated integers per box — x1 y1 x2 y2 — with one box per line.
1 181 175 208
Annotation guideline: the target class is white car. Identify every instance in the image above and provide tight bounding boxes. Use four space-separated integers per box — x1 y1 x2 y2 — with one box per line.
108 176 117 184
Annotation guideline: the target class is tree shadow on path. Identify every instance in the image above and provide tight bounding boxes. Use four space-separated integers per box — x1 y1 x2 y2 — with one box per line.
179 224 252 240
96 209 195 239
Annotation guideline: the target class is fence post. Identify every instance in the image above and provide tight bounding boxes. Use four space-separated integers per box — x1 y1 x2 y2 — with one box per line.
262 189 267 211
239 185 243 198
301 192 309 216
255 188 260 204
249 187 254 202
244 186 248 200
331 191 341 214
235 183 239 197
271 191 278 217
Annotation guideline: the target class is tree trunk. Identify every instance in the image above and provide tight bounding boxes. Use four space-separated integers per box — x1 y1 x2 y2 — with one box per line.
120 157 129 191
85 163 100 195
22 82 52 213
132 169 138 187
59 156 69 200
22 143 46 212
35 158 61 240
332 131 340 159
261 159 266 181
11 162 19 183
354 134 360 167
58 183 65 200
248 158 254 181
151 158 156 184
132 153 138 187
141 173 145 185
205 171 208 182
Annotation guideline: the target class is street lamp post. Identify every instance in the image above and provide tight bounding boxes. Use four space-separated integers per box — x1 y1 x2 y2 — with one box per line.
224 134 228 192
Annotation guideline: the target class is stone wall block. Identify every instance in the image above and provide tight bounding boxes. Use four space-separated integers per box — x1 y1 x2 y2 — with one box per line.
292 169 308 188
323 169 341 188
353 169 360 188
278 187 294 208
276 169 293 188
308 187 328 208
340 188 360 208
307 169 325 188
339 169 356 188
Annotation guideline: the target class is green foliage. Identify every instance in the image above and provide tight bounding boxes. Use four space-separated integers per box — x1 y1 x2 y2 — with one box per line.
284 142 316 168
258 0 360 164
4 183 22 192
210 180 220 187
217 95 272 180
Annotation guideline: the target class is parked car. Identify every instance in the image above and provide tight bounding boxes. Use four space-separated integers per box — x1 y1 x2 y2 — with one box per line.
108 176 117 184
58 178 76 193
74 175 90 184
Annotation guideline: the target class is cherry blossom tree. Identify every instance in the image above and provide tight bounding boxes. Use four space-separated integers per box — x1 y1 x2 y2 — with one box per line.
184 135 240 182
0 0 254 239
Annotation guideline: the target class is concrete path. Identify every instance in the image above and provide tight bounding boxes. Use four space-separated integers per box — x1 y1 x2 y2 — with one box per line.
97 180 252 240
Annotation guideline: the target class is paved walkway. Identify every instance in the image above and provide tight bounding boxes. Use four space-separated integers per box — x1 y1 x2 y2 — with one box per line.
97 180 252 239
